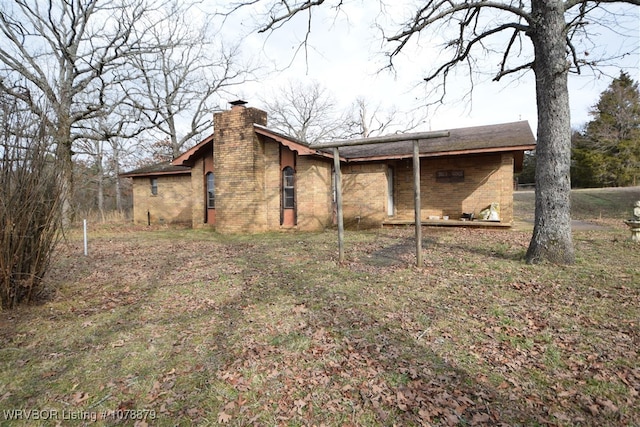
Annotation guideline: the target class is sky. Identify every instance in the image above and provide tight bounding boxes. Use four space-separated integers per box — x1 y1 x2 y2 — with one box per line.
211 1 640 136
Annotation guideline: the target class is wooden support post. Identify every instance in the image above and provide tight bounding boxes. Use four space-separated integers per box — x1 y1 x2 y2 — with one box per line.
333 147 345 262
313 129 448 266
413 140 422 268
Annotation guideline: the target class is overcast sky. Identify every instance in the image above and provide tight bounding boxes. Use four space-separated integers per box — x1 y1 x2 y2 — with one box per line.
212 1 640 135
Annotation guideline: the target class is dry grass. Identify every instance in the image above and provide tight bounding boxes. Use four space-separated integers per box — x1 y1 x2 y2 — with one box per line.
514 186 640 222
0 188 639 426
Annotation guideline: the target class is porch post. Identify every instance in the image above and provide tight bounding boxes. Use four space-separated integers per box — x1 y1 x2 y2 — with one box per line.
413 140 422 267
333 147 345 262
312 129 448 266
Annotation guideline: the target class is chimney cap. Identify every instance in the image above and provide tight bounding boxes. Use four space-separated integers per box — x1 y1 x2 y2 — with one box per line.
229 99 248 107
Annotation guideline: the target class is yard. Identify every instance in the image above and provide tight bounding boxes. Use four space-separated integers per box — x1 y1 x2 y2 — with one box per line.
0 188 639 426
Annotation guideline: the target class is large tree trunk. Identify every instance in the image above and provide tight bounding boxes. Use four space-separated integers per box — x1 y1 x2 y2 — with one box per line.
55 131 75 229
526 0 575 264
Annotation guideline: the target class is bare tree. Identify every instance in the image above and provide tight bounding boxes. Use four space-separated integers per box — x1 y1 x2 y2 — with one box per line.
352 97 396 138
75 137 107 217
260 79 353 144
107 136 135 213
127 1 255 159
349 97 428 138
229 0 640 265
0 0 166 225
74 106 145 218
263 83 427 142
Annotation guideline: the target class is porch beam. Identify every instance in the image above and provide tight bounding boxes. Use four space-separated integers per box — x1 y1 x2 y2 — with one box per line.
324 130 450 267
310 130 450 149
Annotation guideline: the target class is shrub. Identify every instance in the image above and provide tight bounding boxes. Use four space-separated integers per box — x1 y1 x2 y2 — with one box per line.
0 106 62 309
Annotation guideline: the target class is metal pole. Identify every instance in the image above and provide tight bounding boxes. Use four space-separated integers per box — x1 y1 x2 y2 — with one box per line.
83 219 88 256
413 141 422 267
333 147 345 262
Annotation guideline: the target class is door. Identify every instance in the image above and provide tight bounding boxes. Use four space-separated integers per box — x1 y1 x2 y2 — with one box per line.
387 166 394 216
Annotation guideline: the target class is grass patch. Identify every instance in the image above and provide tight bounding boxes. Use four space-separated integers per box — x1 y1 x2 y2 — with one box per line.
515 186 640 220
0 188 638 426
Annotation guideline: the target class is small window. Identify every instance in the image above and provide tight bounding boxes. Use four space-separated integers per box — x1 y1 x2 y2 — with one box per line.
435 170 464 183
282 166 295 209
150 177 158 195
206 172 215 208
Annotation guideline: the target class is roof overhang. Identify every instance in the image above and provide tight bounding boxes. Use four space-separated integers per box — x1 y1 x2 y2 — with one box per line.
254 125 334 159
120 166 191 178
325 121 536 164
341 144 537 163
172 134 214 167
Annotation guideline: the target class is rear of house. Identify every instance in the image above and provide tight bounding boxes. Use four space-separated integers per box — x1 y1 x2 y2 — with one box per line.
121 102 535 232
336 121 534 227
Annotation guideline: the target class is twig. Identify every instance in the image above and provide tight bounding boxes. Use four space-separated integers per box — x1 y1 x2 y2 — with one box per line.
89 393 112 409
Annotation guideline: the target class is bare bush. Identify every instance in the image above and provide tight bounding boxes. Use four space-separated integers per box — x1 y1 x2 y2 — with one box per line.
0 103 62 309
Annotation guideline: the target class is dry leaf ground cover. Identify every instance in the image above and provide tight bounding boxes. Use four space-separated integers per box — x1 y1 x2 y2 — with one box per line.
1 188 639 426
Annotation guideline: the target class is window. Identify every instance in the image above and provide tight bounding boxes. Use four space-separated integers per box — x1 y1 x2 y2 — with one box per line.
435 170 464 183
282 166 295 209
206 172 215 208
150 177 158 195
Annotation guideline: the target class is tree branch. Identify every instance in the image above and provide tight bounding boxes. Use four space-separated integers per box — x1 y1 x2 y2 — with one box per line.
257 0 326 33
421 22 531 83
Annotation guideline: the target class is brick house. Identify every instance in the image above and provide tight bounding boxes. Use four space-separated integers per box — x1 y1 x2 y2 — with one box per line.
122 101 536 232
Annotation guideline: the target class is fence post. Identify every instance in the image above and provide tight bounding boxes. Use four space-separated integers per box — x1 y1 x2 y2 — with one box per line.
83 219 88 256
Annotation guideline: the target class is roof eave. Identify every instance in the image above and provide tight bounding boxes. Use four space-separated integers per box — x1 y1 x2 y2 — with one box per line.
120 169 191 178
342 144 538 162
172 134 214 167
254 125 333 159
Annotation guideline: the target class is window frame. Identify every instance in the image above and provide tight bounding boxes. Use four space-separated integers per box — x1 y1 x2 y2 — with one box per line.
206 172 215 209
282 166 295 209
150 177 158 195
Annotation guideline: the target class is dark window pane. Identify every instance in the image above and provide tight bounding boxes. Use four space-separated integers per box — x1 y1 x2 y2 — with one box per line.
284 188 294 208
206 173 215 208
283 167 295 209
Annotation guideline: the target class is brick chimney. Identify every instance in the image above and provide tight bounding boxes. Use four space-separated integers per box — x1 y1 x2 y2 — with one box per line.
213 101 268 233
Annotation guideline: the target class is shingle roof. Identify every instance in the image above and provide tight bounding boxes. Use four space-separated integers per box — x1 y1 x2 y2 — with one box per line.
328 121 536 161
122 121 536 177
120 162 191 178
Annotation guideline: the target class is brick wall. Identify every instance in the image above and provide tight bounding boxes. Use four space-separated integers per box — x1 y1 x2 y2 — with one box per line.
264 140 281 230
190 146 215 229
195 105 517 231
296 156 334 230
190 157 205 228
213 106 268 233
342 163 389 228
211 105 334 233
393 153 515 222
131 174 192 225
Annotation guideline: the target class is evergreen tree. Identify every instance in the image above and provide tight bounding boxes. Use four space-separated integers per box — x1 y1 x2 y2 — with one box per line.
516 150 536 188
572 72 640 187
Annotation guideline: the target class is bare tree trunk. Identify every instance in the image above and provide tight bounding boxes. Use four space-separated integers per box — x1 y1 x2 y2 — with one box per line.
358 99 369 138
96 145 105 221
114 147 123 212
526 0 575 264
169 118 180 159
56 122 75 228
